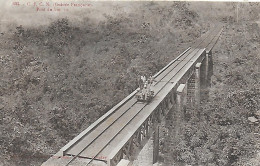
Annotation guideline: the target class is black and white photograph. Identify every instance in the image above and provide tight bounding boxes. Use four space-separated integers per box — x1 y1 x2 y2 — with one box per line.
0 1 259 166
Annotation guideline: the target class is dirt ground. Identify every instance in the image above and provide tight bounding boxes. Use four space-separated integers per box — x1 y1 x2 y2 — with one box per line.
0 2 259 166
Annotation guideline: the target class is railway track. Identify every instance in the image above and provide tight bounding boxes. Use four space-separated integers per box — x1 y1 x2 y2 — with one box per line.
42 26 223 166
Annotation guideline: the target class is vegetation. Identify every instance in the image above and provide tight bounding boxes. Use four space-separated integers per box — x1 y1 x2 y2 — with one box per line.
164 19 260 166
0 2 259 166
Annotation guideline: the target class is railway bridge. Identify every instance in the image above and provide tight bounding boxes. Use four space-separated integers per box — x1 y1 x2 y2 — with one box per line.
42 26 223 166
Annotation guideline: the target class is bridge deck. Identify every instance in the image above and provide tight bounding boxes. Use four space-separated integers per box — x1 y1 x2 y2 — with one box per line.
65 47 206 159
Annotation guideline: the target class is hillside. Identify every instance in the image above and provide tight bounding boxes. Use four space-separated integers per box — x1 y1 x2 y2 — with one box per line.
0 2 259 166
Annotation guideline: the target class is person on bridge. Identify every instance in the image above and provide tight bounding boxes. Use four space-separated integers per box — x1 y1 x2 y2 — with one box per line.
139 75 146 89
148 76 154 84
142 81 148 100
141 75 146 83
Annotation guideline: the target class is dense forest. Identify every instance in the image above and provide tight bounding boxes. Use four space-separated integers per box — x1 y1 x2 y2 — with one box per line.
0 2 259 166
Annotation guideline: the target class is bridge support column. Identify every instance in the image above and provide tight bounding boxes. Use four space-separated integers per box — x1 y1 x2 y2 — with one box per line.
205 51 209 87
153 123 159 164
206 51 213 87
208 51 214 86
176 84 186 136
203 51 214 100
187 74 195 109
177 84 186 115
200 54 207 101
195 63 201 107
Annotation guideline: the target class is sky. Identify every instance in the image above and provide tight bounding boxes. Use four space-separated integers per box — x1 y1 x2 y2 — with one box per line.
0 0 133 30
0 0 258 31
